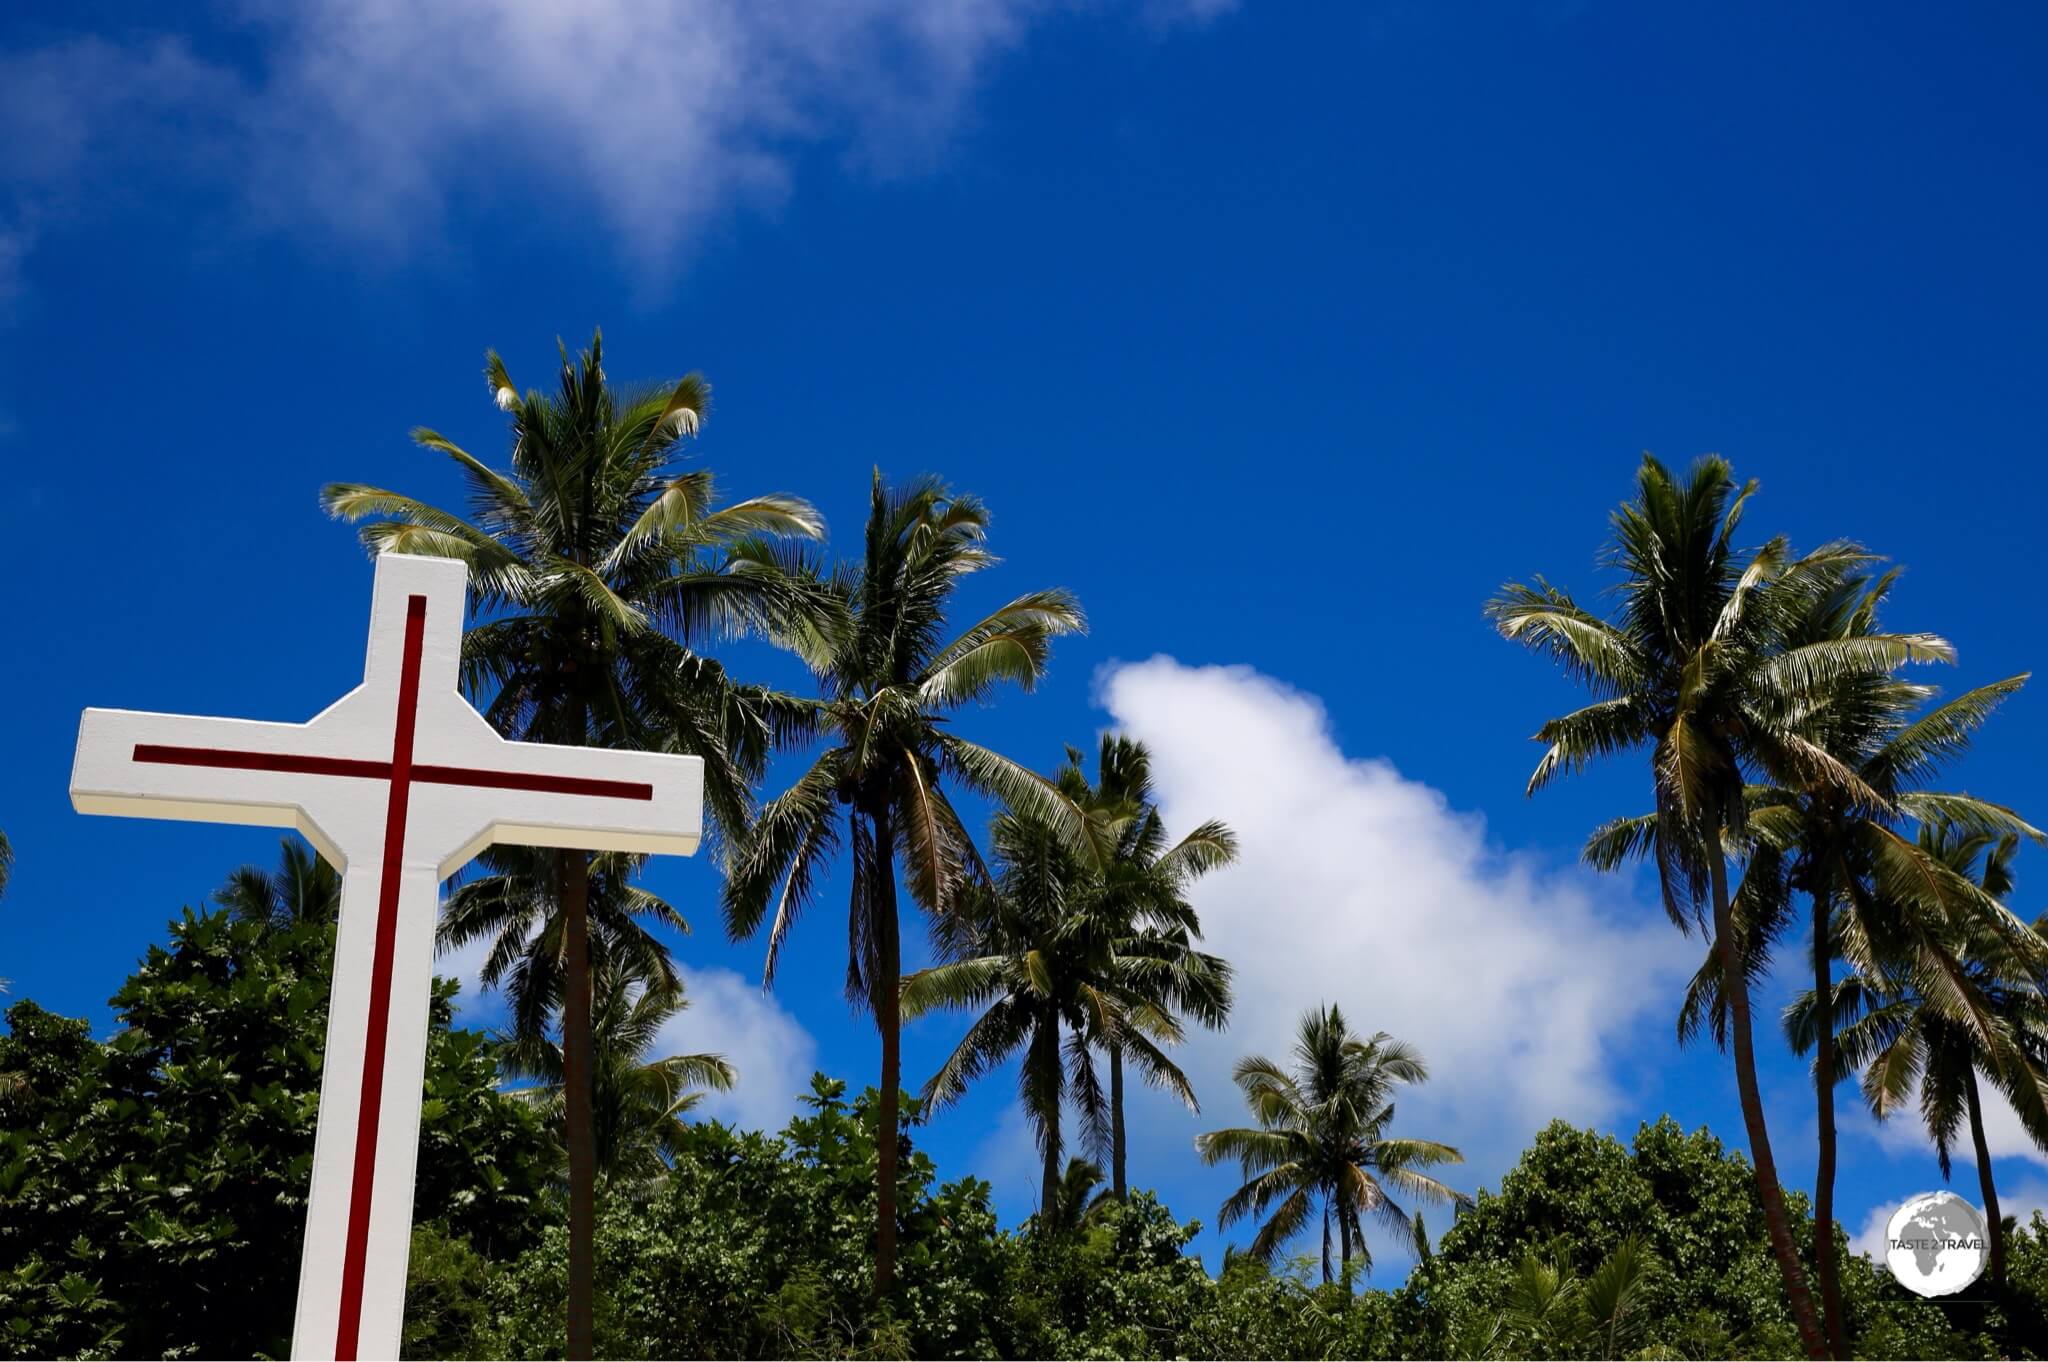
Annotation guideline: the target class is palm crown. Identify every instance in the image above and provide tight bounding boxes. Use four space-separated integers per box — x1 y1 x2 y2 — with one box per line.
214 838 340 930
1196 1005 1465 1283
901 792 1208 1212
438 845 692 1048
322 329 831 839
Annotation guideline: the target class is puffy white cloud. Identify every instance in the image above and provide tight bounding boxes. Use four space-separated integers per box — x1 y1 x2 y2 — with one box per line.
662 964 819 1134
0 0 1233 287
1096 657 1690 1255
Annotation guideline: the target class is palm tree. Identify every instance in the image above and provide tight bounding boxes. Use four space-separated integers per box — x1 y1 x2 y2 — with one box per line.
901 800 1200 1215
323 331 827 1358
723 471 1084 1294
1487 454 1951 1358
1484 1234 1656 1360
437 845 693 1057
1055 736 1235 1199
504 959 735 1185
215 837 341 928
1601 564 2039 1355
1824 826 2048 1289
1195 1005 1465 1284
1042 1157 1113 1235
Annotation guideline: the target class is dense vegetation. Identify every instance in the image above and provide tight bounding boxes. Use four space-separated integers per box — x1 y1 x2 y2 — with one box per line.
7 341 2048 1359
4 890 2045 1359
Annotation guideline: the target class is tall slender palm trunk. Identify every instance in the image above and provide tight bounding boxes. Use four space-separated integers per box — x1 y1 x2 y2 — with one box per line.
1032 1021 1064 1216
1712 849 1828 1359
870 805 902 1298
1964 1069 2006 1288
1810 895 1849 1358
560 850 597 1361
1321 1202 1333 1285
1109 1043 1128 1199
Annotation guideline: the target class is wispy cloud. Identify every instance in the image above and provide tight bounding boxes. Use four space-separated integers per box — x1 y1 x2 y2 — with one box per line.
0 0 1235 302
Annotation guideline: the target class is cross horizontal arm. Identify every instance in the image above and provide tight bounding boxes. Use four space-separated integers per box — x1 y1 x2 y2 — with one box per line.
71 707 368 866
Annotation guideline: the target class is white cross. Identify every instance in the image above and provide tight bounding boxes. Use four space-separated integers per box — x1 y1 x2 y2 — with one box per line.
70 553 703 1361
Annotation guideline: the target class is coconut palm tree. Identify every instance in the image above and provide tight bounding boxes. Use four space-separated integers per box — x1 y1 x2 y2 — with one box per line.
215 837 341 928
504 960 735 1186
1055 736 1235 1199
1488 454 1951 1358
1821 826 2048 1289
901 800 1199 1215
723 471 1083 1294
438 845 692 1051
323 331 827 1358
1196 1005 1465 1284
1597 564 2039 1355
1042 1157 1113 1235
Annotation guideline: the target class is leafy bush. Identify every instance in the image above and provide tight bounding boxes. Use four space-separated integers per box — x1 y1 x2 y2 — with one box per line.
0 906 552 1360
7 903 2046 1359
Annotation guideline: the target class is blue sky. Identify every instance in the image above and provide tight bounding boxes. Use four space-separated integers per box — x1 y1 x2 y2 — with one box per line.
4 0 2047 1277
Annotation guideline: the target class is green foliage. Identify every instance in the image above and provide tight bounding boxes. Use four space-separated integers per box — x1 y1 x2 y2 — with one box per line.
1397 1118 2039 1360
387 1085 2048 1359
445 1077 1012 1359
0 888 553 1360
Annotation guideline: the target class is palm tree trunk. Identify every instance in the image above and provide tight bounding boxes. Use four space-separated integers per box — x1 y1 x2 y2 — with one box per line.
1109 1041 1128 1200
1712 846 1828 1360
1041 1123 1061 1217
560 849 596 1361
871 805 902 1299
1810 893 1849 1358
1339 1208 1353 1281
1964 1067 2006 1288
1321 1201 1333 1286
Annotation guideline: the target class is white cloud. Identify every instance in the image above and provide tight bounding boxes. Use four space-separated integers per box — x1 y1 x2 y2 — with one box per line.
1850 1200 1894 1260
1096 657 1690 1256
663 964 819 1134
0 1 1234 289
